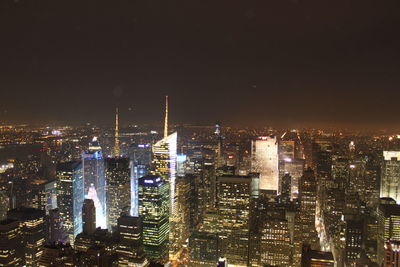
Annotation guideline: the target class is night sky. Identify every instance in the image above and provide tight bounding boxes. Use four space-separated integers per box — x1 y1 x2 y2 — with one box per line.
0 0 399 128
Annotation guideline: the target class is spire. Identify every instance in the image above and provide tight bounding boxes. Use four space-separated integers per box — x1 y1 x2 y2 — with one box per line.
164 95 168 139
114 107 120 157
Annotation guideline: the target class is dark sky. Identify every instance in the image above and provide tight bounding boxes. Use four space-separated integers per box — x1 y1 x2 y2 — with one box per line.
1 0 400 128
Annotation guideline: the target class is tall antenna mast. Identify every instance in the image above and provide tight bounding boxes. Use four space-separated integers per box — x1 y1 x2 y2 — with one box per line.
114 107 120 157
164 95 168 139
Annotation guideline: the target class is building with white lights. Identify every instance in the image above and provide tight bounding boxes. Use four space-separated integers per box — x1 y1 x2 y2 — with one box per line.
251 136 279 192
381 151 400 203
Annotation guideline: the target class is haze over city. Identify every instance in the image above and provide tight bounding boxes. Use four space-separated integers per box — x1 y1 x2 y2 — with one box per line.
1 0 400 128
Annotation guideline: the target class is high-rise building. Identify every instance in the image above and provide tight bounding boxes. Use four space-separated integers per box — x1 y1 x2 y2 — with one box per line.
82 199 96 235
152 132 177 211
169 175 190 261
298 168 319 249
116 215 148 266
279 139 296 160
129 143 152 217
249 198 299 267
381 151 400 203
251 136 279 192
384 241 400 267
217 174 259 266
44 180 57 213
56 161 84 244
365 157 380 208
189 231 219 267
106 157 131 232
47 208 67 244
7 207 46 267
81 137 106 229
0 189 9 221
176 154 187 177
138 175 169 263
344 216 364 266
312 138 332 188
280 173 292 202
0 219 23 266
378 199 400 242
301 244 334 267
37 243 75 267
278 158 304 199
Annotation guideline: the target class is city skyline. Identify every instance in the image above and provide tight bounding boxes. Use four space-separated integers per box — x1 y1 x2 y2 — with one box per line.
1 1 400 266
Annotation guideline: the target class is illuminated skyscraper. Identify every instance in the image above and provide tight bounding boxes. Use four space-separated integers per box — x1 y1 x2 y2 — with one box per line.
129 143 152 217
81 137 106 229
279 158 304 199
106 157 131 232
344 216 364 266
280 173 291 202
189 231 219 267
299 168 319 249
56 161 84 244
279 139 296 160
301 244 334 267
0 219 23 266
169 175 190 261
116 215 148 267
249 198 299 267
379 199 400 242
152 132 177 211
381 151 400 203
384 241 400 267
138 175 169 263
251 136 279 192
217 174 259 266
7 207 46 267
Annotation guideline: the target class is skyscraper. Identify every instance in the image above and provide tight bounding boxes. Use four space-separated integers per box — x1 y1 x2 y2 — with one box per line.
116 215 148 267
7 207 46 267
106 157 131 232
169 175 190 261
378 199 400 243
189 231 219 267
381 151 400 203
138 175 169 263
0 219 23 267
217 174 259 266
47 208 67 244
280 173 292 202
82 199 96 235
251 136 279 192
81 137 106 229
129 143 152 217
278 158 304 199
56 161 84 244
384 241 400 267
301 244 334 267
152 132 177 211
298 168 319 249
